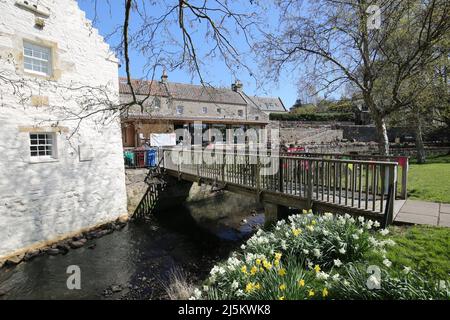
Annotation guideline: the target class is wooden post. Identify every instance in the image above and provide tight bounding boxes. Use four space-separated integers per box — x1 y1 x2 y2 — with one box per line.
307 160 313 208
382 164 397 227
401 157 409 199
279 156 284 193
177 149 181 179
221 159 225 183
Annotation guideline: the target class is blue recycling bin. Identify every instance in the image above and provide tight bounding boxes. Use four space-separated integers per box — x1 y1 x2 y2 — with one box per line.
146 148 157 167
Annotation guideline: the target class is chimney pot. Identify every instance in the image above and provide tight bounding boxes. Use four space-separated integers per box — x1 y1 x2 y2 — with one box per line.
231 79 243 92
161 69 168 83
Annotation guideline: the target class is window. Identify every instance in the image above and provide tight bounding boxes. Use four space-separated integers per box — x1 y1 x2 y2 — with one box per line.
29 133 56 159
202 107 207 114
255 116 259 121
217 108 222 114
238 110 244 117
23 41 52 76
176 105 184 115
153 97 161 109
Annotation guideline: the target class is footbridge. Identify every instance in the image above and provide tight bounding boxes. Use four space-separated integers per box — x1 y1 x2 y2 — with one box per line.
133 148 408 228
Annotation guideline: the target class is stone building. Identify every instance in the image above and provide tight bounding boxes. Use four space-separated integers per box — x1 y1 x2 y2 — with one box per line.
0 0 127 259
120 74 285 147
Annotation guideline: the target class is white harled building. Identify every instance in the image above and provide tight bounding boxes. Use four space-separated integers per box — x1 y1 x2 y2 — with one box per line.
0 0 127 259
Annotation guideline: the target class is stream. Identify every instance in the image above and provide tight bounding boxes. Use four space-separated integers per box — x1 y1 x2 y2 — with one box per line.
0 202 264 300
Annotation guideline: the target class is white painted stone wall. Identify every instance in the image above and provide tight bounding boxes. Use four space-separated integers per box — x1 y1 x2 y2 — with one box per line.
0 0 127 258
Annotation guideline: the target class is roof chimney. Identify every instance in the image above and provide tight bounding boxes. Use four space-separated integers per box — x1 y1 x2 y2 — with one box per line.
161 69 168 83
231 79 243 92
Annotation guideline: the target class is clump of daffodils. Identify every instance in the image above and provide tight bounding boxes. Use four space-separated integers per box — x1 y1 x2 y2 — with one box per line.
200 212 447 300
243 212 388 270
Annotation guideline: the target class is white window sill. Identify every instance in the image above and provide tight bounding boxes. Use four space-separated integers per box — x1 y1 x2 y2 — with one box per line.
23 69 52 79
29 158 59 164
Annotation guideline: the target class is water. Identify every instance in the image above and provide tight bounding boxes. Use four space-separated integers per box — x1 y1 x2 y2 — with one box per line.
0 205 264 300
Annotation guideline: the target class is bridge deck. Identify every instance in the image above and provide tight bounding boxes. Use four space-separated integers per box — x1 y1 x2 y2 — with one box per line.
159 148 402 226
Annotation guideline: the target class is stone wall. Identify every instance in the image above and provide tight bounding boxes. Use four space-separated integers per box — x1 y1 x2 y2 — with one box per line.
302 142 380 154
272 120 420 146
341 125 417 143
0 0 127 259
125 169 150 214
271 121 348 145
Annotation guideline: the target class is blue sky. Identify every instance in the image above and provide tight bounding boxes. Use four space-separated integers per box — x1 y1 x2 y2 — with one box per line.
77 0 300 109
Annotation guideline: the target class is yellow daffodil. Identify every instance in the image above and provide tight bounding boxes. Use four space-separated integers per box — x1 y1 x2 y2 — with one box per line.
245 282 260 293
250 266 258 275
311 220 317 225
322 288 329 297
255 258 261 266
302 209 308 214
279 296 285 300
292 228 302 237
263 260 272 270
274 252 282 260
279 284 286 291
314 264 321 273
274 259 280 267
307 225 314 232
308 209 313 214
308 289 315 297
260 267 265 272
278 268 287 276
298 279 305 287
241 265 247 274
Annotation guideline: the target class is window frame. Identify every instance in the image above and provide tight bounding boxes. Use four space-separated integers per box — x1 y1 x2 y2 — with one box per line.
176 105 184 115
23 41 52 77
202 106 208 114
29 132 58 162
238 110 244 117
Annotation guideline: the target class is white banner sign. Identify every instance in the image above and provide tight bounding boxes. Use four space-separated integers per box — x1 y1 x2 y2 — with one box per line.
150 133 176 146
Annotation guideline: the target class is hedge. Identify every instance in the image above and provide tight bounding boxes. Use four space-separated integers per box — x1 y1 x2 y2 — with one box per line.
270 112 355 122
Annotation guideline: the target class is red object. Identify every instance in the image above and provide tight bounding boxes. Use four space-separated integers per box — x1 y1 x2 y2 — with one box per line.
135 150 146 167
287 147 305 153
396 156 408 168
300 160 309 170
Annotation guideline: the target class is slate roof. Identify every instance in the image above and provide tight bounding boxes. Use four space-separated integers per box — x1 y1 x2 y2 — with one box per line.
119 77 247 105
166 82 247 105
119 78 169 96
245 95 287 112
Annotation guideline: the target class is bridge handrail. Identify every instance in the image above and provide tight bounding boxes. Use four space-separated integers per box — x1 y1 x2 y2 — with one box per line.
160 147 399 166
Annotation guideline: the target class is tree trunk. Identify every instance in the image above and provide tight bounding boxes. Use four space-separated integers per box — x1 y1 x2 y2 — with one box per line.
373 113 390 155
414 114 426 164
363 93 389 155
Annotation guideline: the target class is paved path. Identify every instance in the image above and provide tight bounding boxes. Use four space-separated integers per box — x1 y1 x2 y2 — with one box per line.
394 200 450 227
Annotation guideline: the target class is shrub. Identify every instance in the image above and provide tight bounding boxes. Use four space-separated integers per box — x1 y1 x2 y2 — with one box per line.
194 212 449 300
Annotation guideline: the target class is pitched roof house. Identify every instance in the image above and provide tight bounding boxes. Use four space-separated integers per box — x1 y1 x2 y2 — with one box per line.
119 74 285 147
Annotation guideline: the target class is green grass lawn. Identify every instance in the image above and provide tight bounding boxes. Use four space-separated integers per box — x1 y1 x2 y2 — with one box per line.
384 225 450 281
407 154 450 203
